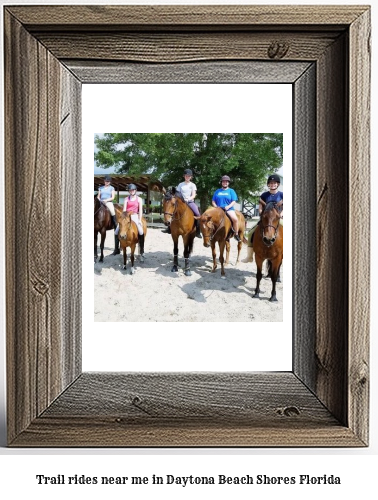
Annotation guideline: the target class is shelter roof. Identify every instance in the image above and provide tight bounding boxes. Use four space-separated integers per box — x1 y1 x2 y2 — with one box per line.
94 174 165 193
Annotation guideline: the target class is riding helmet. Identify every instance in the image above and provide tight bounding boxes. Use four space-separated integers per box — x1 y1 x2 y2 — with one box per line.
184 169 193 176
221 175 231 182
128 183 137 190
104 175 112 182
267 174 280 184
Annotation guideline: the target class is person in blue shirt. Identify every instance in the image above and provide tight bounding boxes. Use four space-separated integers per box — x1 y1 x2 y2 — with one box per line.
243 173 283 262
212 175 241 242
97 175 120 255
97 175 117 229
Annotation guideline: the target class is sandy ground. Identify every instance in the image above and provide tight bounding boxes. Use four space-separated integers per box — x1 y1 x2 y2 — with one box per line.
94 224 283 322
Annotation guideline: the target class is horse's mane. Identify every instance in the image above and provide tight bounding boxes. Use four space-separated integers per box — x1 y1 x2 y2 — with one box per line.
262 201 282 215
164 187 185 202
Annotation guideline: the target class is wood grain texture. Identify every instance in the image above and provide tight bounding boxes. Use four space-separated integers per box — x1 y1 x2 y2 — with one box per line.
35 32 339 63
7 5 368 29
4 11 81 443
60 69 82 389
316 34 348 425
66 60 312 84
293 64 317 390
12 373 363 447
4 5 370 447
348 9 371 444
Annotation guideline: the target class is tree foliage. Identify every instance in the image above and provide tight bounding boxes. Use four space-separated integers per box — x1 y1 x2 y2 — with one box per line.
94 133 283 211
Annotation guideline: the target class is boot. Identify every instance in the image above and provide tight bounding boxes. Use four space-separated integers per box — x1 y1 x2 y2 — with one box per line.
111 234 120 255
162 224 171 234
242 246 254 263
195 219 202 238
111 215 117 230
138 234 145 262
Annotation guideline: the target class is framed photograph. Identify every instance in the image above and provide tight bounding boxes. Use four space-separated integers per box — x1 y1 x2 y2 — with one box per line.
4 5 370 447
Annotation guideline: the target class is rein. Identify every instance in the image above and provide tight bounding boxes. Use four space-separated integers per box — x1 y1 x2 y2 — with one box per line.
260 205 281 243
203 208 226 242
94 200 107 218
164 197 188 223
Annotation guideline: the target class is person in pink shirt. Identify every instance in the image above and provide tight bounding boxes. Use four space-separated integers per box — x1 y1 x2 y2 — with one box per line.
115 183 145 259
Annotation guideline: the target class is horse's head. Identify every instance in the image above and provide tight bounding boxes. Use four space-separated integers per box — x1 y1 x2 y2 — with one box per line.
163 189 177 225
260 200 282 246
198 214 214 248
118 211 133 240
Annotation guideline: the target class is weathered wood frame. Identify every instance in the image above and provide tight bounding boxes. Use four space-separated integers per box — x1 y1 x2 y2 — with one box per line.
4 5 370 447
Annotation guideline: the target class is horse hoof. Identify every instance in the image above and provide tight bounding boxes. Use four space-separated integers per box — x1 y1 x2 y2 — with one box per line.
99 258 104 263
139 255 145 263
123 265 126 270
270 296 278 302
277 277 281 283
171 266 178 272
253 293 259 298
221 275 226 280
130 268 135 275
184 270 192 277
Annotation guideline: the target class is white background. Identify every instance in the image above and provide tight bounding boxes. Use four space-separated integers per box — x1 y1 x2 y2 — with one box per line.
0 0 377 499
83 83 292 372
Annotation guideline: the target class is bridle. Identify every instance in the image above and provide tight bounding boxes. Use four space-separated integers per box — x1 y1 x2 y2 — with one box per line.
163 195 187 223
202 209 226 243
118 214 134 238
260 204 281 244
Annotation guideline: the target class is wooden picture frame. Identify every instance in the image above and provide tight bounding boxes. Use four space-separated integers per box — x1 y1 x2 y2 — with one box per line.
4 5 370 447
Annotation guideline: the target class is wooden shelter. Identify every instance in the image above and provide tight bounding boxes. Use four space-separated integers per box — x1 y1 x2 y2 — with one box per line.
94 174 165 208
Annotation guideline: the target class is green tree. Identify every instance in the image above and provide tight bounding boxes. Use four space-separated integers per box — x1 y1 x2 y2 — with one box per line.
94 133 283 211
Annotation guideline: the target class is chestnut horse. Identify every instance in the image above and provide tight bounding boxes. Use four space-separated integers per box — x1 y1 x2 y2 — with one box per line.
197 207 247 278
163 188 196 276
94 196 122 263
252 200 283 301
117 211 147 274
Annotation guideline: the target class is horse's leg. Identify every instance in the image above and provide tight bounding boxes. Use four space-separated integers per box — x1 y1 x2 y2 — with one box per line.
210 242 217 273
225 240 230 265
266 260 272 278
253 255 264 298
130 243 136 274
219 241 226 278
183 235 192 277
122 245 127 270
171 235 179 272
235 238 242 265
269 259 282 302
99 229 106 262
94 231 98 263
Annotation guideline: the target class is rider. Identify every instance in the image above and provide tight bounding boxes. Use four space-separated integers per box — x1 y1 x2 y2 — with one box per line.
162 169 202 238
243 173 283 262
212 175 241 242
97 175 117 229
115 183 145 259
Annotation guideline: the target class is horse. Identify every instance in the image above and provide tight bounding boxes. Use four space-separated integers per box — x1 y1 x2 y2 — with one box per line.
197 207 247 278
94 196 122 263
117 211 147 274
252 200 283 301
163 188 196 276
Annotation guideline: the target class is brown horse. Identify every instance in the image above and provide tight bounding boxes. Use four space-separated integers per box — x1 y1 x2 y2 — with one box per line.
94 196 122 263
252 200 283 301
117 211 147 273
197 207 247 278
163 188 196 276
